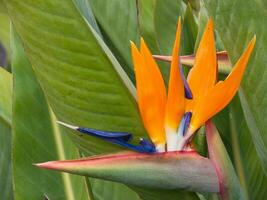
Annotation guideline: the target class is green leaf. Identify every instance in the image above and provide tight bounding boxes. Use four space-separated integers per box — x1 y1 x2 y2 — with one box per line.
90 179 141 200
0 0 7 13
137 0 161 54
154 0 185 55
0 68 11 125
153 1 197 81
229 97 267 199
88 0 140 80
0 118 12 200
11 27 90 200
205 121 245 200
73 0 102 36
181 4 198 55
138 0 197 64
0 68 13 200
0 13 9 48
131 187 199 200
204 0 267 176
6 0 148 199
5 0 146 155
194 3 208 52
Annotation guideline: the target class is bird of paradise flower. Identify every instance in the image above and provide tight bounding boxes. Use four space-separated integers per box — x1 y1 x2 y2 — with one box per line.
55 18 255 153
36 17 256 196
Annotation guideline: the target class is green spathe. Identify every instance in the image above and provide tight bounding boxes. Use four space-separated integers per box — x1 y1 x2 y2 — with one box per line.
36 151 219 193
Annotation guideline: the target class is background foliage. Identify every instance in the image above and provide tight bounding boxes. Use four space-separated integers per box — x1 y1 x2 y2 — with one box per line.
0 0 266 199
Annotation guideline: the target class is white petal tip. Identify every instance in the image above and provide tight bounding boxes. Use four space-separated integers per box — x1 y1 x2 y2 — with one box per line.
56 121 78 130
156 144 166 152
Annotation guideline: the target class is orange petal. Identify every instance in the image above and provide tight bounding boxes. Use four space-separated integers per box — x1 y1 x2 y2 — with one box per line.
165 17 185 131
186 18 217 111
189 36 256 133
131 40 166 147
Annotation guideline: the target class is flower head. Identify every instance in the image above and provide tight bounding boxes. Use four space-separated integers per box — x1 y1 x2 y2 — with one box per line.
131 18 256 151
35 17 255 197
57 18 255 153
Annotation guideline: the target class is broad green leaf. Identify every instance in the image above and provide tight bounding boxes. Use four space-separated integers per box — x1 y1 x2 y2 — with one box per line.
229 97 267 199
5 0 146 155
138 0 161 54
154 2 197 81
43 4 146 200
89 179 141 200
0 0 7 13
194 4 225 53
88 0 139 80
0 118 12 200
182 4 198 55
194 3 208 52
204 0 267 176
154 0 185 55
73 0 102 36
5 0 146 199
11 28 89 200
0 68 12 200
132 187 199 200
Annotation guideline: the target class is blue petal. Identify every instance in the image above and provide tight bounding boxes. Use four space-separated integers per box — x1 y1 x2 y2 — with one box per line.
179 58 193 99
182 112 192 136
112 139 156 153
181 74 193 99
76 127 156 153
139 138 156 152
77 127 132 142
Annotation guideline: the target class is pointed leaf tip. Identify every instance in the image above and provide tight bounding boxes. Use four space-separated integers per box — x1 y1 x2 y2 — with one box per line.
34 161 67 171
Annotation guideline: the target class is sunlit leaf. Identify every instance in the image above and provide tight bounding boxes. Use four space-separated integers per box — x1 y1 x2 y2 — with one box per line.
11 27 89 200
5 0 146 155
0 68 12 200
89 0 139 80
228 97 267 199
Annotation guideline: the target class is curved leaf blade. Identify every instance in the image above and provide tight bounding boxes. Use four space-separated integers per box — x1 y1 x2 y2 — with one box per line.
11 27 89 200
229 97 267 199
89 0 140 80
5 0 147 155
